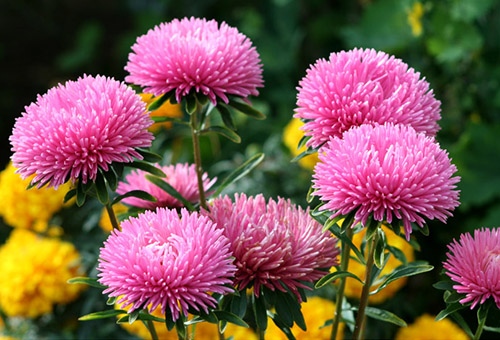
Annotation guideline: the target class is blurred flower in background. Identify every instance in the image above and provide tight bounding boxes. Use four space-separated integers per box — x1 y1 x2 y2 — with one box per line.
342 225 415 304
395 314 469 340
0 229 85 318
139 93 183 132
282 118 319 170
407 2 425 37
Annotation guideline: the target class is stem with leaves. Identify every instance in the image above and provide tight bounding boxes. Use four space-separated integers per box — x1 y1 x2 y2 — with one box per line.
352 230 379 340
473 304 489 340
190 103 208 211
145 320 159 340
105 204 120 230
331 227 354 340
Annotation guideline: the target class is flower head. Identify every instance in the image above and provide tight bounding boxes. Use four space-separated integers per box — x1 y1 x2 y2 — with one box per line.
395 314 469 340
125 17 264 105
203 194 339 299
295 48 441 148
444 228 500 310
97 208 236 321
117 163 216 209
0 162 71 230
313 123 460 239
0 229 85 317
10 75 154 189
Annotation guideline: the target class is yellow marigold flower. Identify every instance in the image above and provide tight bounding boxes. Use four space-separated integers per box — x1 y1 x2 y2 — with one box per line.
343 225 415 304
140 93 183 132
0 162 71 230
117 302 257 340
407 2 424 37
395 314 470 340
0 229 85 318
98 203 128 233
283 118 319 170
265 296 344 340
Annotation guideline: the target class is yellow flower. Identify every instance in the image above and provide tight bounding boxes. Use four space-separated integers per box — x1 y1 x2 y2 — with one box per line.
0 162 71 230
283 118 319 170
0 229 85 318
98 203 128 233
395 314 470 340
343 225 415 304
117 302 257 340
265 296 344 340
140 93 183 132
407 2 424 37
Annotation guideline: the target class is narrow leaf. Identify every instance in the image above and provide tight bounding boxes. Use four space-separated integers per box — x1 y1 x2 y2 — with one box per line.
435 302 466 321
315 271 364 289
228 99 266 120
268 312 296 340
370 262 434 295
483 325 500 333
213 153 265 197
103 167 118 192
145 175 194 210
64 189 77 203
418 223 430 236
252 294 268 331
76 180 86 207
328 224 367 265
363 307 407 327
297 134 311 151
433 280 455 291
127 161 166 178
215 104 236 130
175 315 187 339
79 309 126 321
151 116 189 125
386 245 408 265
95 172 109 205
213 311 249 328
185 93 197 115
112 190 157 205
68 277 106 289
106 296 117 306
291 147 317 163
450 313 474 338
374 228 387 269
148 92 172 111
136 148 163 163
201 125 241 143
230 293 248 318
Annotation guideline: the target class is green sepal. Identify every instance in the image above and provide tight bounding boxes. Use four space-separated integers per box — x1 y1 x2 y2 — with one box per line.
106 296 117 306
175 314 187 340
252 294 268 331
444 290 464 304
315 271 364 289
373 228 387 269
103 167 118 192
127 160 166 178
227 99 266 120
212 153 265 197
230 292 248 318
306 184 315 204
200 125 241 143
297 134 311 151
148 90 174 111
215 104 236 131
185 93 197 115
76 180 86 207
145 175 194 210
433 280 455 291
67 277 106 289
64 188 77 203
136 148 163 163
364 216 377 240
268 311 296 340
79 309 126 321
95 171 109 205
370 261 433 295
112 190 157 205
418 223 430 236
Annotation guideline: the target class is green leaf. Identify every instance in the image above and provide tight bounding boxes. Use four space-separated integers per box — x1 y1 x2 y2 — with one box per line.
370 262 434 295
136 148 163 163
112 190 157 205
291 147 317 163
106 296 117 306
76 180 86 207
363 307 407 327
213 311 249 328
215 104 236 131
230 293 248 318
374 228 387 269
128 309 140 324
185 93 197 115
79 309 126 321
95 172 109 205
64 189 77 203
227 99 266 120
148 91 173 111
477 302 490 328
213 153 265 197
306 184 315 204
328 223 366 265
127 161 166 178
151 116 189 125
200 125 241 143
175 315 187 339
386 245 408 265
275 294 294 328
268 312 296 340
483 325 500 334
297 134 311 151
444 291 463 304
435 302 467 321
145 175 194 210
450 313 474 338
103 167 118 192
68 277 106 289
433 280 455 291
252 294 268 331
315 271 364 289
418 223 430 236
165 314 175 331
282 292 306 331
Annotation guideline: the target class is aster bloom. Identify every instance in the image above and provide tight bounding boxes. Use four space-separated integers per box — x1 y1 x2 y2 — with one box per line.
117 163 216 209
97 208 236 321
203 194 339 299
295 48 441 148
313 123 460 239
0 229 85 318
10 75 154 189
125 17 263 105
444 228 500 309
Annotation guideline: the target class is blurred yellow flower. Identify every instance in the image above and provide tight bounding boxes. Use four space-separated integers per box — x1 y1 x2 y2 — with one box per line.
0 229 85 318
407 2 424 37
98 203 128 233
0 162 71 231
343 225 415 304
140 93 183 132
265 296 344 340
395 314 469 340
283 118 319 170
117 302 257 340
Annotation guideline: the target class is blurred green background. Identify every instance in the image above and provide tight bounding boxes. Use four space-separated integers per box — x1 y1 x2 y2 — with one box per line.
1 0 499 338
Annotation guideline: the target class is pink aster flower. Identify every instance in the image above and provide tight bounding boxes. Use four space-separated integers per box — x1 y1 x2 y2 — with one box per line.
10 75 154 189
444 228 500 310
312 123 460 239
97 208 236 321
125 17 263 105
117 163 216 209
203 194 339 300
295 48 441 148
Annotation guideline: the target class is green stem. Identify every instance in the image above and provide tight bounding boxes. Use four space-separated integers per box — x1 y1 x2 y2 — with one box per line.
218 324 226 340
473 309 487 340
257 328 266 340
331 227 354 340
352 230 379 340
145 320 159 340
190 108 208 211
105 204 120 230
